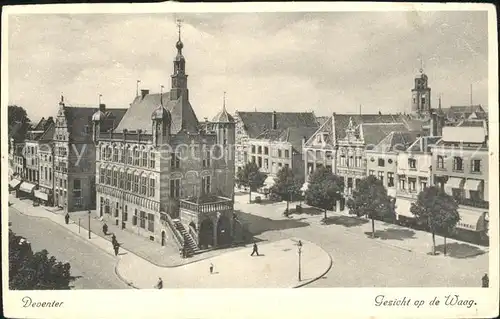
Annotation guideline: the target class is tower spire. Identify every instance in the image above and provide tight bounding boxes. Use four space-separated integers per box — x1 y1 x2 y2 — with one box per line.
223 91 227 112
98 94 102 105
160 85 164 106
136 79 141 97
438 94 442 110
177 18 182 41
419 55 424 74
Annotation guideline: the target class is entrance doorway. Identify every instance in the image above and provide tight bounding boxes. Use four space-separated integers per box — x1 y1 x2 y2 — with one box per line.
217 216 232 246
199 218 214 249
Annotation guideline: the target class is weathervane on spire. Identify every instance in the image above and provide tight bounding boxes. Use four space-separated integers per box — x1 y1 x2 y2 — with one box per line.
160 85 165 106
418 55 424 74
176 19 183 40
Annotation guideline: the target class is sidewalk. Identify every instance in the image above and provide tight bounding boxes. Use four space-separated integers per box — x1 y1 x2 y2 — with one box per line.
9 195 332 288
117 238 332 288
234 198 488 258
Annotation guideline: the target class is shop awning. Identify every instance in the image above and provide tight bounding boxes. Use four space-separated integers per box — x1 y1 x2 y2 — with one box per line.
263 176 276 189
456 208 485 232
464 179 482 191
19 182 36 193
395 198 415 219
34 190 48 201
300 182 309 192
445 177 463 189
9 179 21 189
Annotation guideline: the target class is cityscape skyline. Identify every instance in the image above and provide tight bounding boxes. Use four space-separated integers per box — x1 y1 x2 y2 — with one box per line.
8 11 488 121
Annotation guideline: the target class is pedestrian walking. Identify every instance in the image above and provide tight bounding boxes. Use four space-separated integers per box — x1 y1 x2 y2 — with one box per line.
113 243 119 256
64 212 70 225
102 222 108 235
111 234 117 246
482 273 489 288
209 263 214 274
156 277 163 289
251 242 259 256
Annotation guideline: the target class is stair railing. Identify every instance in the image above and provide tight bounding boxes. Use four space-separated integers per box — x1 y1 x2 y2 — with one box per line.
164 213 184 248
188 225 199 246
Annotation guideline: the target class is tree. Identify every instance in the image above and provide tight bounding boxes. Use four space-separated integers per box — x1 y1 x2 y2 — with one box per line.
8 105 31 142
9 230 74 290
304 167 344 220
346 175 394 238
410 186 460 256
270 166 302 212
236 162 267 203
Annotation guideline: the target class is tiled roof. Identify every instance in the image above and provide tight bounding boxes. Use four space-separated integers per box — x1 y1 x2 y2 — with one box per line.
359 123 410 147
63 106 100 142
115 93 199 134
372 131 421 153
457 120 486 127
407 136 442 152
236 111 318 138
333 113 408 141
212 105 234 123
38 123 55 143
442 105 486 119
279 126 319 153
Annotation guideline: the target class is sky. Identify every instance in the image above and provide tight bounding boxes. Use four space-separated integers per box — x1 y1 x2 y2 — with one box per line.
8 11 489 123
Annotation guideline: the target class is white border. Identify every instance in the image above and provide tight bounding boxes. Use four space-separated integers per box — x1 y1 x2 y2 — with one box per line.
2 3 498 319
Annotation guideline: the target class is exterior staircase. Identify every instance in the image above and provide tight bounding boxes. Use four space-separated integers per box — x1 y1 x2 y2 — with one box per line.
172 219 198 256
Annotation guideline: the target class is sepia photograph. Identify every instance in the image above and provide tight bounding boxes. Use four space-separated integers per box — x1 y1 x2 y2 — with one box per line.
2 3 498 319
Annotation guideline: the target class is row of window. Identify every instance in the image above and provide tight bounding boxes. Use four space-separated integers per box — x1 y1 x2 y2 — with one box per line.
99 168 156 197
437 156 481 173
339 155 363 168
251 156 289 171
39 166 53 182
100 146 156 169
250 145 291 158
100 198 155 232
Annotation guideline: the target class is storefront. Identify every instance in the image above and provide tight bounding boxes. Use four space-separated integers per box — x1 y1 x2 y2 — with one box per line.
34 189 52 206
454 208 488 244
18 182 36 199
9 178 22 193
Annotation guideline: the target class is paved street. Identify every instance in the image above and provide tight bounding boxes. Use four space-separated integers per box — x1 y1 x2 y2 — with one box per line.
9 207 130 290
234 192 489 287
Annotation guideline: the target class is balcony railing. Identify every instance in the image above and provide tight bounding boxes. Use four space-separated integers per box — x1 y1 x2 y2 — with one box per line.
180 195 234 214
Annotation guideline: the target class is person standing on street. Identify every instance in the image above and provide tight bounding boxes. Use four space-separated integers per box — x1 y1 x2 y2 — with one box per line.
113 242 119 256
482 273 489 287
156 277 163 289
103 222 108 235
209 263 214 274
251 242 259 256
111 234 117 246
64 212 70 225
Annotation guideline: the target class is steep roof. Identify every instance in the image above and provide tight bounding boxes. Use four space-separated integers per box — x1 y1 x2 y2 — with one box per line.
333 113 408 141
236 111 318 138
212 105 234 123
442 105 486 120
63 106 100 142
457 120 486 127
38 123 55 143
359 123 410 147
407 136 442 152
371 131 421 153
279 126 319 153
115 92 199 134
316 116 329 126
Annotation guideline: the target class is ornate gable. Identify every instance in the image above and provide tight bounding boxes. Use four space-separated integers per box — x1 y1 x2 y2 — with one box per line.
304 116 334 149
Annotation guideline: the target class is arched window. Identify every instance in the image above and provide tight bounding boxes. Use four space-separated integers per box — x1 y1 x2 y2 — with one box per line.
113 146 118 162
126 170 132 191
140 172 147 196
134 147 140 166
133 171 140 193
99 167 105 184
112 167 118 187
148 175 156 197
142 151 148 167
106 167 112 185
149 151 155 168
100 145 106 161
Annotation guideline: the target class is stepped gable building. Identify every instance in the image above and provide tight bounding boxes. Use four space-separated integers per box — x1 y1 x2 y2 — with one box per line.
93 28 237 254
54 96 127 212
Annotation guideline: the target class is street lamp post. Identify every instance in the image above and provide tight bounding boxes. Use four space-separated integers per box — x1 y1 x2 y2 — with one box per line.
88 210 91 239
298 240 302 281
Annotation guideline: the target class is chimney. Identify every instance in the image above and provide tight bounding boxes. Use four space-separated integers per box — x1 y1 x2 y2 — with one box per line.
272 111 277 130
141 89 149 99
99 103 106 112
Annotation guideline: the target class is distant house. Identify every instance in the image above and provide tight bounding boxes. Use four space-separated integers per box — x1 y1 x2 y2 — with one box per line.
234 111 320 181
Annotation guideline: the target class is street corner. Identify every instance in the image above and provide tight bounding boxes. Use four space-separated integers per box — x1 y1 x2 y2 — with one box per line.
114 237 332 289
